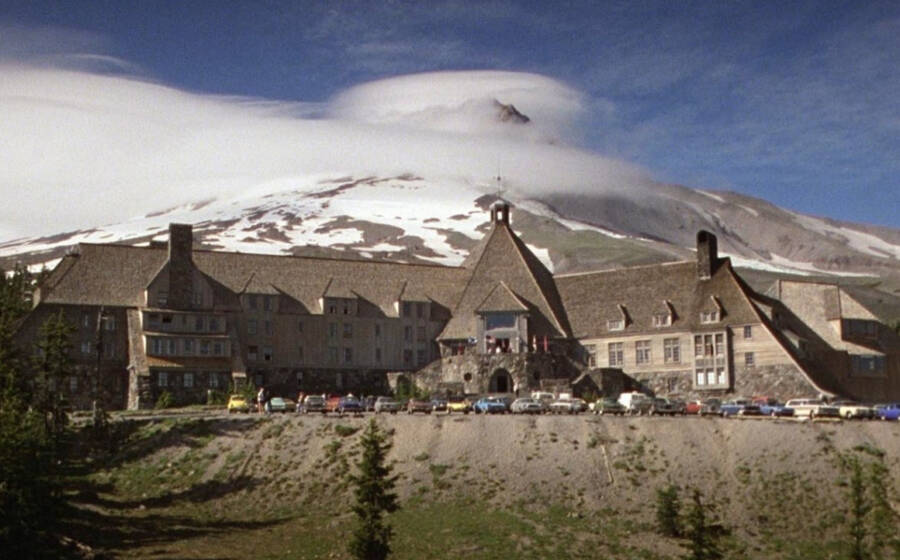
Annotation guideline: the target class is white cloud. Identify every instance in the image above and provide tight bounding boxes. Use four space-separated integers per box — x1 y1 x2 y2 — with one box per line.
0 64 652 240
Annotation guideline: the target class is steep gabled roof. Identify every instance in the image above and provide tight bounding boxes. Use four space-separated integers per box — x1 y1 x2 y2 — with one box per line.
555 259 761 338
476 282 529 313
38 243 468 316
439 222 569 340
241 272 280 295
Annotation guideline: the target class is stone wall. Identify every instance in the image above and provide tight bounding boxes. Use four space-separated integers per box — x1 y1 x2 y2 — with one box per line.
415 351 579 396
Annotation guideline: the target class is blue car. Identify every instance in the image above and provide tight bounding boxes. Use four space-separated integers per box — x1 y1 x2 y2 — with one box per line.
337 396 364 416
472 397 508 414
720 399 761 417
757 399 794 417
874 403 900 421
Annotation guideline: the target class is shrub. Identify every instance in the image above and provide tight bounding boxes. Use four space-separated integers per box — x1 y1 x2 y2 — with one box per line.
655 484 682 537
155 391 174 410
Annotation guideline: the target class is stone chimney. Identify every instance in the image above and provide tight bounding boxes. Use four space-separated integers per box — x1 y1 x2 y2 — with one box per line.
490 201 510 226
167 223 193 309
696 230 718 280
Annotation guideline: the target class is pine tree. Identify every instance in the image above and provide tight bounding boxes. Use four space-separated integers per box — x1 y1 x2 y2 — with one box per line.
33 310 76 440
683 488 722 560
656 484 682 537
848 454 870 560
348 419 399 560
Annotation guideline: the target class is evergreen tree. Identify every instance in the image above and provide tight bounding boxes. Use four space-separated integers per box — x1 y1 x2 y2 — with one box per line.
655 483 682 537
348 419 399 560
0 265 33 395
33 310 76 440
867 458 897 560
683 488 722 560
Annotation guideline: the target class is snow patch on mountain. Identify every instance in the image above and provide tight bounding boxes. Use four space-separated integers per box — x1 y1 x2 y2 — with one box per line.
792 214 900 260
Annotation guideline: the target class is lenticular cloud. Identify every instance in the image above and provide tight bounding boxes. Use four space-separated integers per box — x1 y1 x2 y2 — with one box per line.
0 65 650 240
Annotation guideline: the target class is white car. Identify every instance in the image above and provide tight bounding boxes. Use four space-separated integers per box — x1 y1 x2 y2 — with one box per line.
834 401 876 420
618 391 652 415
785 398 840 419
510 398 545 414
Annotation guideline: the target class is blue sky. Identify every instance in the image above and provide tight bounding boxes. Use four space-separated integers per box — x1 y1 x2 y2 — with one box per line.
1 0 898 230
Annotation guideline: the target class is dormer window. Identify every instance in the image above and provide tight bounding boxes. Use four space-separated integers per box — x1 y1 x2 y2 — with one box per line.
653 313 672 327
700 310 719 324
607 319 625 331
157 290 168 307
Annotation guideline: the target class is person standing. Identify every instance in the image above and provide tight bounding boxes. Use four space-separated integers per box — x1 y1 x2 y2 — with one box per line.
257 386 266 414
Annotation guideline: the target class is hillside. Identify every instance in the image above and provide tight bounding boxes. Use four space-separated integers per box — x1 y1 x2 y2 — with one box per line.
65 412 900 559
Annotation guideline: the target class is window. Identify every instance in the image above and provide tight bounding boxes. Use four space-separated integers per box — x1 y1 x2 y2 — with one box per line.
148 314 160 327
417 349 427 365
664 338 681 364
213 342 224 356
298 346 304 363
264 296 272 311
715 333 724 356
200 341 210 355
157 290 168 307
248 345 258 361
81 341 93 355
328 302 337 314
717 368 726 385
208 317 218 332
149 337 162 355
82 313 91 327
193 289 203 306
195 316 204 331
249 294 258 310
404 326 412 343
608 342 623 367
706 370 716 385
162 314 173 325
485 313 516 330
264 320 272 335
843 319 879 338
103 316 116 331
343 323 353 338
69 376 78 391
851 355 885 374
328 346 338 364
375 347 382 364
184 372 194 388
184 339 194 354
402 302 412 317
666 377 678 393
416 326 426 342
158 371 168 387
696 371 705 386
653 313 671 327
607 319 624 331
744 352 755 368
635 340 651 365
342 301 350 315
375 323 382 338
584 344 597 367
344 348 353 364
248 319 257 335
209 372 222 388
700 310 720 324
743 325 752 339
403 349 413 365
166 339 177 355
263 346 273 362
416 303 424 318
328 323 337 340
298 320 304 332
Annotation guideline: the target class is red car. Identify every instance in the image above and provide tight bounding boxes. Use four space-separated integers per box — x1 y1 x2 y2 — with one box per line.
685 400 702 415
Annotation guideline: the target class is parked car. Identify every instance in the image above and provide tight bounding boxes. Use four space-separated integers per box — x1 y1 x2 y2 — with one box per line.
268 396 289 413
431 398 449 413
720 399 762 417
667 398 687 415
447 397 472 414
698 398 722 416
874 403 900 421
510 398 544 414
755 399 794 417
227 394 250 413
373 396 400 414
649 398 685 416
336 396 364 416
407 398 433 414
531 391 556 407
549 398 582 415
592 398 626 416
834 401 876 420
472 396 508 414
785 398 840 419
362 396 377 412
685 400 703 415
618 391 652 415
299 394 326 414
